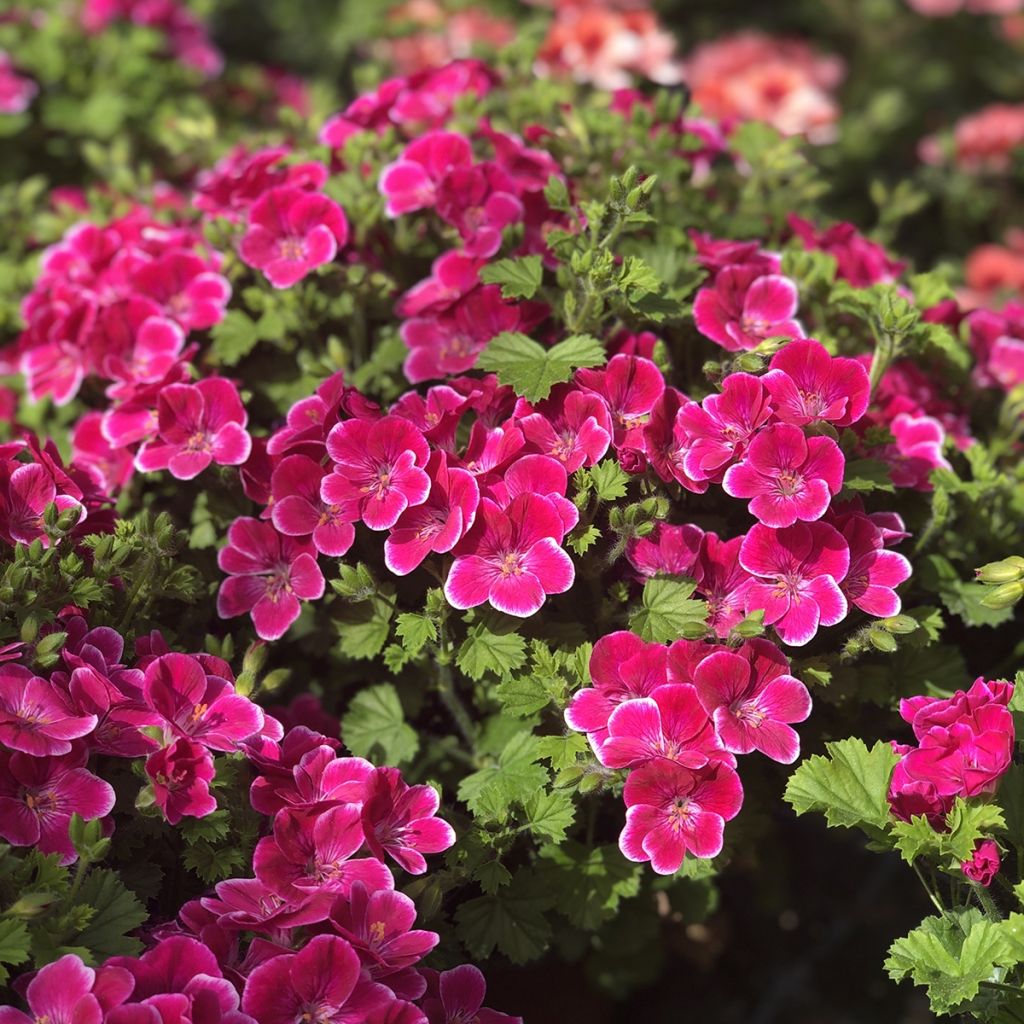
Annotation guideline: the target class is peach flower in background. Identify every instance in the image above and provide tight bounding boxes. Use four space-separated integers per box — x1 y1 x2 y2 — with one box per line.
960 230 1024 308
921 103 1024 171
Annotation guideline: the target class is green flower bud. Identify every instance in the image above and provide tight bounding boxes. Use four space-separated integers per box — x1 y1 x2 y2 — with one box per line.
981 582 1024 610
976 558 1024 584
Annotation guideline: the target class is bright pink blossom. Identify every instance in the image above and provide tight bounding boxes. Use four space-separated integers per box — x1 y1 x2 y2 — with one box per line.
787 215 904 287
723 423 844 528
740 521 850 646
626 522 705 580
0 955 118 1024
886 413 951 490
695 533 756 638
762 339 870 427
619 760 743 873
833 511 911 617
379 131 473 216
692 640 811 763
2 462 84 546
0 51 37 114
576 354 666 443
962 839 1001 886
248 743 371 816
0 664 97 756
516 384 612 472
135 378 252 480
71 412 134 494
420 965 522 1024
693 268 804 352
271 454 356 558
131 251 232 331
435 163 524 257
239 186 349 288
146 738 218 825
217 518 326 640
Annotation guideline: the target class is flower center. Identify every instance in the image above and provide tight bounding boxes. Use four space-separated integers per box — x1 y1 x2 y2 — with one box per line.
368 920 387 946
499 551 524 577
667 798 695 832
185 430 212 453
279 237 305 262
732 699 766 727
776 470 802 496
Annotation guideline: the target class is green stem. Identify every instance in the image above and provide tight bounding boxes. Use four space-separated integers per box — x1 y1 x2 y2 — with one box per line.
434 638 476 753
980 981 1024 999
868 330 899 397
911 860 948 920
66 855 91 906
973 881 1003 921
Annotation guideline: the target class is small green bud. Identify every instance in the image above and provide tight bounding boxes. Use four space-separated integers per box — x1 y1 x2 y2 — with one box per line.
981 581 1024 610
867 627 898 653
976 558 1024 584
6 892 56 918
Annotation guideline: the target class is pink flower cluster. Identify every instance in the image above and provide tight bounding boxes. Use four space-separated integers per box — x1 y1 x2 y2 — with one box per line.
888 677 1015 832
565 631 811 872
967 301 1024 392
0 50 37 114
920 102 1024 172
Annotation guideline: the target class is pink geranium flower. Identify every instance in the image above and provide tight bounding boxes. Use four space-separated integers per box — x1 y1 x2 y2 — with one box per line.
103 316 187 399
787 214 904 287
396 251 482 318
20 340 86 407
379 131 473 216
692 640 812 763
723 423 844 528
516 384 612 472
71 412 134 494
444 494 574 617
597 683 726 771
135 378 252 480
695 532 756 638
0 955 116 1024
693 267 804 352
962 839 1000 886
3 462 85 546
242 935 392 1024
360 766 456 875
0 51 37 115
420 965 522 1024
677 373 774 482
202 876 335 932
886 413 951 490
239 186 349 288
619 760 744 873
626 522 705 580
248 744 371 816
435 163 524 258
0 664 97 756
271 454 356 558
217 518 326 640
762 338 870 427
385 451 480 575
146 737 218 825
130 251 232 331
323 416 431 531
0 749 115 864
740 521 850 646
565 631 669 750
833 511 911 617
576 354 666 443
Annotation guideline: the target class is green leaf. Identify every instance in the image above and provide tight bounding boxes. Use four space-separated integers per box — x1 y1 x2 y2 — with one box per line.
474 859 512 895
784 738 898 836
536 842 642 930
891 799 1005 864
589 460 630 501
629 576 707 643
0 918 30 984
395 612 437 655
342 684 419 765
567 524 601 556
536 733 590 771
477 332 606 402
480 255 544 299
458 733 549 823
455 871 553 963
209 310 261 366
457 616 529 681
885 909 1014 1014
523 790 576 843
494 673 553 718
334 593 394 660
71 869 147 960
839 458 896 495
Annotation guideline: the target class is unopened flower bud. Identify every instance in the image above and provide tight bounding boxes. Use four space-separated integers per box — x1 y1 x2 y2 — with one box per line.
981 581 1024 610
976 557 1024 584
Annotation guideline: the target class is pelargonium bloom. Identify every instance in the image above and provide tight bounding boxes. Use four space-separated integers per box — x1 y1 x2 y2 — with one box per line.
723 423 844 528
135 378 252 480
695 532 757 638
130 251 232 332
962 839 1000 886
239 186 349 288
420 965 522 1024
832 511 911 617
740 521 850 646
322 416 431 530
360 766 456 875
693 267 804 352
515 384 612 472
762 338 870 427
379 131 473 216
619 760 743 873
626 522 705 580
271 454 356 558
444 494 574 617
0 664 97 756
886 413 951 490
0 955 119 1024
3 463 85 546
145 737 218 825
597 683 726 771
217 518 326 640
576 354 666 442
692 640 812 763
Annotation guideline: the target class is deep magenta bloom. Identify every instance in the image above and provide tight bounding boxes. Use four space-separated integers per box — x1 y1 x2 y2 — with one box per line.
626 522 705 580
435 163 524 258
130 251 231 332
693 267 804 352
692 640 812 763
135 378 252 480
360 767 456 875
886 412 951 490
723 423 844 528
962 839 1000 886
0 51 37 115
695 532 756 638
146 738 218 825
619 760 743 873
598 683 726 771
201 876 335 932
239 186 349 288
565 631 669 750
271 454 356 558
0 749 114 864
3 462 84 546
788 214 904 287
323 416 431 530
217 517 326 641
385 451 479 575
103 316 186 398
241 935 392 1024
71 412 134 494
740 521 850 646
0 955 117 1024
763 339 870 427
516 384 612 472
420 965 522 1024
0 664 97 756
576 354 665 443
444 494 574 617
249 744 372 816
379 131 473 216
833 511 911 617
143 652 265 750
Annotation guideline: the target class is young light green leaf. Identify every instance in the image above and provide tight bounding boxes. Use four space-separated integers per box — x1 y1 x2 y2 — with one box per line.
342 683 419 765
480 255 543 299
477 332 606 403
629 576 706 643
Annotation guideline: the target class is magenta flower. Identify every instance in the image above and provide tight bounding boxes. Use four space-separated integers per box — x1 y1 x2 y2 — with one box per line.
19 341 84 407
886 412 951 490
201 876 335 932
242 935 392 1024
135 378 252 480
143 652 264 750
0 955 113 1024
379 131 473 216
385 451 480 576
516 384 612 472
103 316 187 399
833 511 911 617
626 522 705 580
130 251 232 332
444 494 574 617
723 423 844 528
0 749 115 864
217 518 326 641
692 640 812 763
360 767 456 875
0 664 97 755
677 373 773 482
71 412 134 494
248 744 372 816
962 839 1000 886
763 339 870 428
396 250 482 318
695 533 756 638
576 354 665 443
322 416 431 531
619 760 744 873
420 965 522 1024
239 185 350 288
740 521 850 646
435 163 524 257
693 267 805 352
3 462 84 546
271 454 356 558
0 51 37 115
597 683 725 771
146 738 218 825
565 631 668 749
788 214 904 287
